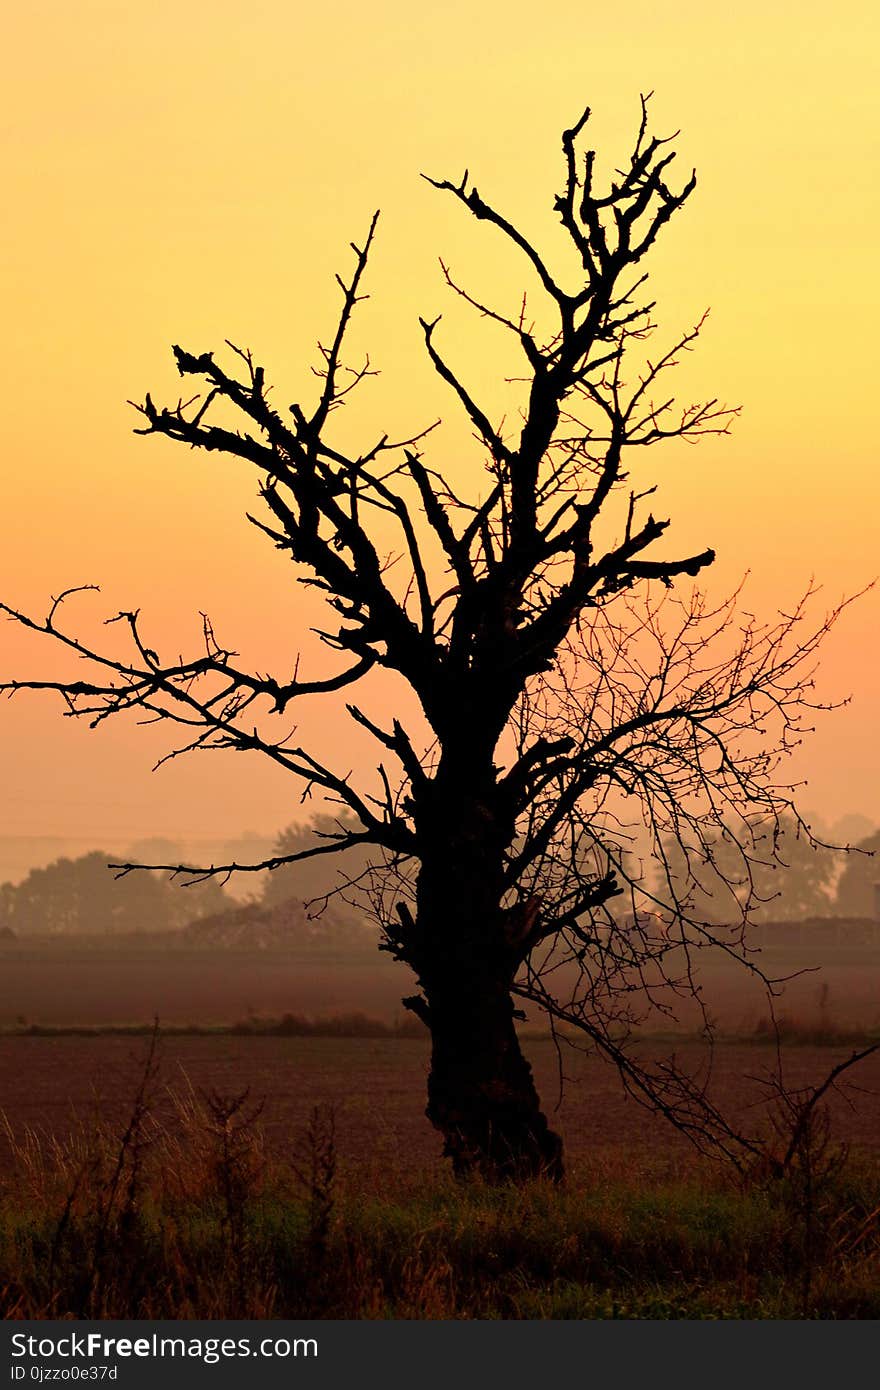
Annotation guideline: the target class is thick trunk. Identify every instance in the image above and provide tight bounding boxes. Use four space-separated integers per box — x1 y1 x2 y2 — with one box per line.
407 753 563 1181
424 972 563 1181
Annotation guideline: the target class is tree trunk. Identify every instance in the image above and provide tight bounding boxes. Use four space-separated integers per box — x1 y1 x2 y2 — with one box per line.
424 971 564 1181
408 759 563 1182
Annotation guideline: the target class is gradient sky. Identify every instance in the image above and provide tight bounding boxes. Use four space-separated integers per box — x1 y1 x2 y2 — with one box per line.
1 0 878 855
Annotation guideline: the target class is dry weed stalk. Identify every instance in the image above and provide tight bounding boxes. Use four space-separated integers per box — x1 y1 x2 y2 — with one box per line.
40 1023 163 1315
744 1040 880 1314
292 1105 337 1268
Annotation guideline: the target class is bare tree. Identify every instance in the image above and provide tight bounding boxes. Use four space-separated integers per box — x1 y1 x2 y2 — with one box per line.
0 98 849 1179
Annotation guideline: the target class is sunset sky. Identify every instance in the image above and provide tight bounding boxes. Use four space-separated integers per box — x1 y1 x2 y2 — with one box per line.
1 0 878 863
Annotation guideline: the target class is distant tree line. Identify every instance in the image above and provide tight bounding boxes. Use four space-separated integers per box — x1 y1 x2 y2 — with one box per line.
0 852 228 936
594 812 877 928
0 817 375 940
0 813 875 939
648 815 877 926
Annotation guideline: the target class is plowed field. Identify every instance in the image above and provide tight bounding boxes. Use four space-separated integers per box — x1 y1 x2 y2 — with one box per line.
2 1034 879 1183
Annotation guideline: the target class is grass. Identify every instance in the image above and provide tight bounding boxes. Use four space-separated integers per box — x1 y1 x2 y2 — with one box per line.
749 1013 880 1048
3 1009 878 1045
4 1152 880 1318
1 1010 425 1040
2 1036 879 1319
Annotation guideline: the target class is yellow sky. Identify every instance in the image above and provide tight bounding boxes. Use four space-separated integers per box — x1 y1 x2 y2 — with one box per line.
1 0 878 848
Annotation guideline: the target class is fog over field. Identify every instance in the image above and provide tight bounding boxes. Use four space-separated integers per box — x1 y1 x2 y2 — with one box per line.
1 805 879 1036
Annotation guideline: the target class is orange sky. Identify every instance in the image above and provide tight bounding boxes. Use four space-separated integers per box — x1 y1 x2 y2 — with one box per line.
1 0 878 855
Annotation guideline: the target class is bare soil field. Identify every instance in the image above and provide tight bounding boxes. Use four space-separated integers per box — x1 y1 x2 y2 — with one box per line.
2 937 879 1034
2 1035 879 1184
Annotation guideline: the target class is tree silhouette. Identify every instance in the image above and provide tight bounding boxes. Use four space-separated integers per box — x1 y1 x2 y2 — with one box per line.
260 814 376 921
1 98 848 1178
835 830 880 918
